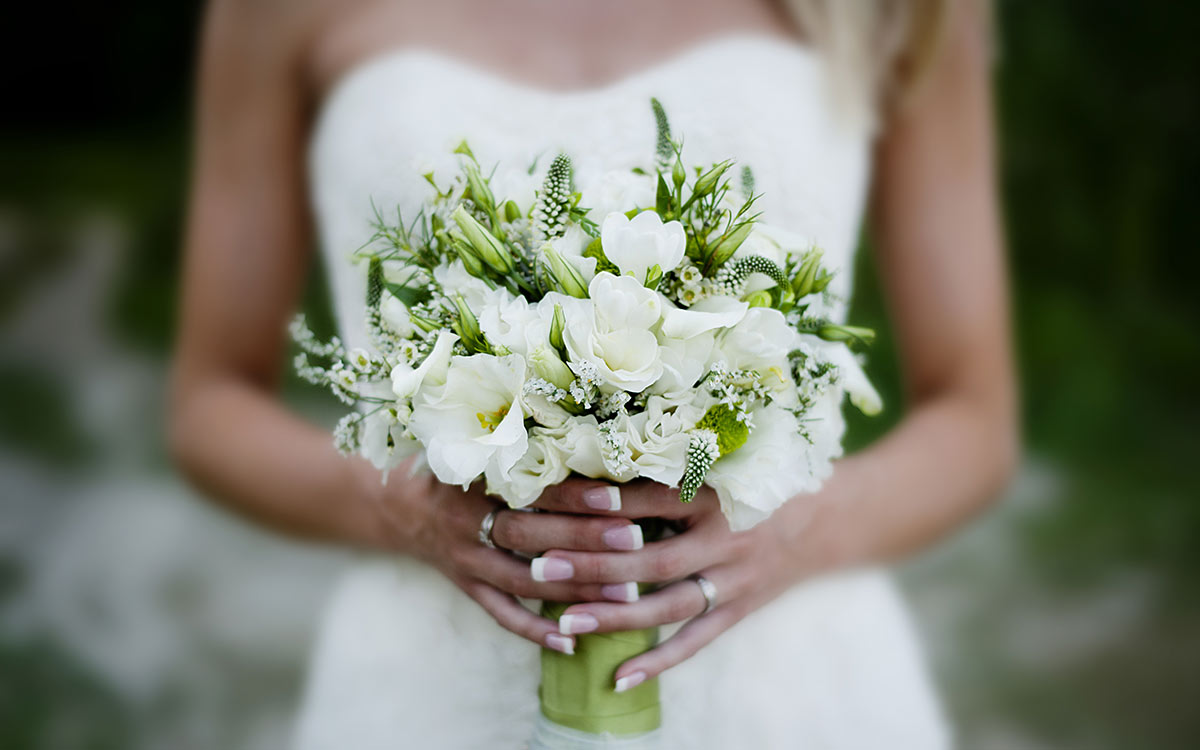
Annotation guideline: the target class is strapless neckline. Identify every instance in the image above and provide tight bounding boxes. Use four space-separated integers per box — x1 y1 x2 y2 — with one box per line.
318 32 818 116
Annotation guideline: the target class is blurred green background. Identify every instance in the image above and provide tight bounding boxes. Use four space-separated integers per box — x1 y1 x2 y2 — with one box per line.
1 2 1197 748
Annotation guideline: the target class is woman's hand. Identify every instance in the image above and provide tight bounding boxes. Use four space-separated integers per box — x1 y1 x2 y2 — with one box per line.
365 471 655 656
527 479 815 690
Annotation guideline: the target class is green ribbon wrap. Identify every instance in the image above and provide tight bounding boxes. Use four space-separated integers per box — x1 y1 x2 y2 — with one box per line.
539 599 661 736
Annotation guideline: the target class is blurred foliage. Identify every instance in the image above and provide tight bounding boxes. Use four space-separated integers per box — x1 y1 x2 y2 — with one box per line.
1 1 1198 748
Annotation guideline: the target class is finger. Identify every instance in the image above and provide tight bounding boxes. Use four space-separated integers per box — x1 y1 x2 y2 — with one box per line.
463 545 643 604
455 576 576 655
491 509 645 555
539 519 727 584
532 478 719 520
555 579 705 633
613 604 745 690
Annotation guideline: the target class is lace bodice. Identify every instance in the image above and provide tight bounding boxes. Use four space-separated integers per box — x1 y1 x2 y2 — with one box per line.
308 34 872 352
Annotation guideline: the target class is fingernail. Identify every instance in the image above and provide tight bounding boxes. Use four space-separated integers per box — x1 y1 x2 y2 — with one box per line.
583 486 621 511
614 671 647 693
602 524 643 551
545 633 574 655
558 613 599 635
601 582 639 602
531 557 574 582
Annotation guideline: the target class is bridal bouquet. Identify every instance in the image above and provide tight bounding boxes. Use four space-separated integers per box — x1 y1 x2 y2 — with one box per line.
292 99 880 744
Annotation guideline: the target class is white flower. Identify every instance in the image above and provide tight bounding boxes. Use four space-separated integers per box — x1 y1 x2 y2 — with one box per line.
705 406 823 531
659 295 748 340
583 169 656 220
379 291 415 339
478 291 542 356
408 353 529 488
713 307 800 398
391 330 458 400
600 211 686 282
558 274 666 392
625 397 705 486
484 426 570 507
433 259 496 310
550 416 635 482
359 407 420 478
812 337 884 416
548 225 599 282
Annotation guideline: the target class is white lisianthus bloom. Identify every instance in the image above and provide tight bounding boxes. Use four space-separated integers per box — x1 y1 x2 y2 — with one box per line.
660 295 749 339
379 290 415 339
600 211 686 282
408 353 529 488
705 405 827 531
391 330 458 400
478 290 543 356
625 397 705 486
583 169 656 220
359 407 420 478
555 415 637 482
484 426 570 507
559 273 665 393
713 307 801 400
432 259 497 310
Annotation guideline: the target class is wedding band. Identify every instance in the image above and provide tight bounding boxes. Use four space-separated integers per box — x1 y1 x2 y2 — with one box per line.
478 508 500 550
692 574 718 615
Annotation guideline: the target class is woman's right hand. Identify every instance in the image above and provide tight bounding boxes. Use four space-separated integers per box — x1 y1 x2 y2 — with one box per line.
365 469 648 654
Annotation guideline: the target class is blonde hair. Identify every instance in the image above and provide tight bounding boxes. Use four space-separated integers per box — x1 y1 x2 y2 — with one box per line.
779 0 963 127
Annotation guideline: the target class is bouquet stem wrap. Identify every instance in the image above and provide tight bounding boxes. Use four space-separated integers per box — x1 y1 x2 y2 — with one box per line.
538 598 660 741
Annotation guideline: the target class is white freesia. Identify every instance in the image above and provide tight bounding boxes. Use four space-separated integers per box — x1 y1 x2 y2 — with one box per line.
560 274 665 392
484 426 570 507
391 330 458 400
600 211 686 282
705 406 821 531
407 354 528 488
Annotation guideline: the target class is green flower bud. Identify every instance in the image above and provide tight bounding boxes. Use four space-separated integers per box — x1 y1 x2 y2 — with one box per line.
744 290 772 308
449 233 487 278
671 157 686 189
503 199 524 223
643 263 663 290
529 345 575 390
452 294 487 353
707 220 754 268
549 303 566 353
409 313 442 334
791 249 824 298
817 324 876 349
542 244 589 298
693 160 733 198
452 204 514 274
462 161 495 214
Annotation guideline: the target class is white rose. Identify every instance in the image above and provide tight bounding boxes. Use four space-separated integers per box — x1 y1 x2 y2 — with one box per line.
407 353 528 488
600 211 686 282
391 330 458 400
706 405 824 531
560 273 665 392
484 426 571 507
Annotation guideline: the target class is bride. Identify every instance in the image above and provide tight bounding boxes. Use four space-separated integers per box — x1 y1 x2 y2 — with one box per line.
168 0 1015 747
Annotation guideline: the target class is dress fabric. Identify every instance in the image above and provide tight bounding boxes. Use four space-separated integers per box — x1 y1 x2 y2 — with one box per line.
295 35 951 749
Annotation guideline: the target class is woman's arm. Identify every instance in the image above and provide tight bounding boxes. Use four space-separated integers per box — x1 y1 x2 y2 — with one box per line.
538 0 1019 685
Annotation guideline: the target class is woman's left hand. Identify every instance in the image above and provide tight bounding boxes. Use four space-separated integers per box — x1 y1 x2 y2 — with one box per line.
530 480 817 690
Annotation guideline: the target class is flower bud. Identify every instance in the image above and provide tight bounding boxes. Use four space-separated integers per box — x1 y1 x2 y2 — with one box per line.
743 290 772 308
462 161 495 215
449 233 487 278
452 204 514 274
693 160 733 198
549 303 566 353
541 244 589 298
791 249 824 298
707 220 754 268
643 263 663 290
817 324 876 349
503 199 523 223
529 345 575 390
671 157 686 189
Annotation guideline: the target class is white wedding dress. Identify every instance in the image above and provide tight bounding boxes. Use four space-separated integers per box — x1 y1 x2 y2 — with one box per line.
295 35 950 749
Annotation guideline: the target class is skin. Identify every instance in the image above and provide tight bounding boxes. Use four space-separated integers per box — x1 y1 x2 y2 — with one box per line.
170 0 1016 691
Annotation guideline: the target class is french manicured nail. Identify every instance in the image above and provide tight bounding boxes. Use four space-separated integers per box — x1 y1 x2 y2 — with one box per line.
602 524 643 551
614 671 647 693
531 557 574 582
559 613 599 635
583 486 621 511
545 634 574 655
601 582 639 602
